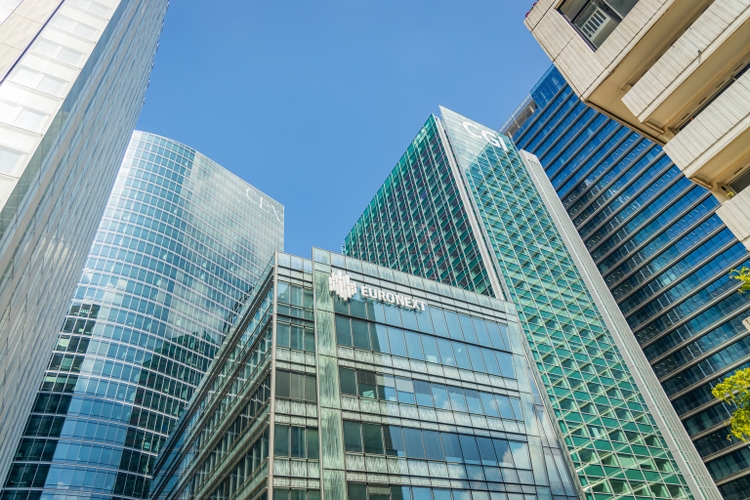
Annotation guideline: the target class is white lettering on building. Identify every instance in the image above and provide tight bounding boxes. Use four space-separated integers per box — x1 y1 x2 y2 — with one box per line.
329 271 426 311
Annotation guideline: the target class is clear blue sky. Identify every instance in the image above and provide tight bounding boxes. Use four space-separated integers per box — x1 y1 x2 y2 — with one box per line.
136 1 552 258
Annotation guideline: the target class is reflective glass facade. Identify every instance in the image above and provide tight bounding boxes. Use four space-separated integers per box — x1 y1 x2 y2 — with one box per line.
150 249 578 500
344 107 718 499
0 132 284 500
0 0 168 480
505 67 750 499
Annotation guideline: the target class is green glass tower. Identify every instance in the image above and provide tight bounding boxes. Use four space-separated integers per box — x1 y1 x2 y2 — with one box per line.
344 107 721 500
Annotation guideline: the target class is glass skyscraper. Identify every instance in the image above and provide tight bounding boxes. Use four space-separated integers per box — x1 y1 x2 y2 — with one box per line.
502 67 750 499
344 107 720 499
151 249 579 500
0 0 169 479
0 132 284 500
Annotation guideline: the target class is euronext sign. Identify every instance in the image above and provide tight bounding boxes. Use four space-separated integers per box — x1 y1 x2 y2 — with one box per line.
329 271 427 311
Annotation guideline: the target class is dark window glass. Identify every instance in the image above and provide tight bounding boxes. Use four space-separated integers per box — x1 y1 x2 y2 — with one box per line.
494 439 514 467
437 339 456 366
404 330 424 360
403 427 425 459
454 343 471 369
290 426 305 458
430 307 449 337
497 396 515 420
496 352 516 379
485 322 507 350
388 328 407 357
432 384 450 410
348 483 366 499
423 430 444 461
459 435 480 464
458 315 478 343
275 425 289 456
444 311 464 341
384 425 405 457
480 393 499 418
464 390 483 414
357 371 377 399
448 387 467 412
339 368 357 395
441 433 463 462
305 375 317 402
343 422 362 453
476 437 498 466
277 323 290 347
421 335 439 363
362 423 384 454
336 317 352 346
414 381 433 407
371 324 389 353
307 428 319 460
276 371 290 398
352 319 371 350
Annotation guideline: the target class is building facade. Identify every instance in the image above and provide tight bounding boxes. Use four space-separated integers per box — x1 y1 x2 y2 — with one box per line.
150 248 580 500
0 132 284 500
344 107 721 499
0 0 169 479
525 0 750 250
503 66 750 499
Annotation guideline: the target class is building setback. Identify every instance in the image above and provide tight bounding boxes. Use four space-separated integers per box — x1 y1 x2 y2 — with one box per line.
0 0 168 480
150 248 580 500
344 107 721 499
1 132 283 500
503 66 750 499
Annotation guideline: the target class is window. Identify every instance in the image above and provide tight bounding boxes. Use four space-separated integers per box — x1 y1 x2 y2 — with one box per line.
559 0 639 49
274 425 319 459
275 370 316 402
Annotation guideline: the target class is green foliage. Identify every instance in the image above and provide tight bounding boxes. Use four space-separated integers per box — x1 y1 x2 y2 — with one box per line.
731 267 750 295
713 368 750 441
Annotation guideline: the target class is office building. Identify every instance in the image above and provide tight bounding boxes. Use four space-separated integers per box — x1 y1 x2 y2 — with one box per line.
344 107 721 498
502 66 750 498
150 248 581 500
1 132 284 500
0 0 169 479
525 0 750 250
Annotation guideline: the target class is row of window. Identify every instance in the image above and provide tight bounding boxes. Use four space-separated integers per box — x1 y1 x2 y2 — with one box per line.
339 367 522 420
332 291 510 352
342 421 531 469
276 320 315 353
347 482 549 500
336 317 515 379
275 370 317 403
273 425 318 460
273 489 320 500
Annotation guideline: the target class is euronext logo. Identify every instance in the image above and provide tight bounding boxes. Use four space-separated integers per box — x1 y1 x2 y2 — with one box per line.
329 271 357 301
328 270 427 311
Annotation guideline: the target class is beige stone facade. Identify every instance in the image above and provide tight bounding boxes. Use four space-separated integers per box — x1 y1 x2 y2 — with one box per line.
526 0 750 251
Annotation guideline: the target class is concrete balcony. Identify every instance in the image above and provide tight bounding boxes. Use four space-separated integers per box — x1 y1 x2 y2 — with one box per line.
622 0 750 138
525 0 714 144
664 70 750 194
717 187 750 250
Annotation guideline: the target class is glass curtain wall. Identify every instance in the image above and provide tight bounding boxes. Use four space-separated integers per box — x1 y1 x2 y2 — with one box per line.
506 67 750 499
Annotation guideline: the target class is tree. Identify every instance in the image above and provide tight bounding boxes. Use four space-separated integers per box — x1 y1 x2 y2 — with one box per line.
731 267 750 295
712 368 750 441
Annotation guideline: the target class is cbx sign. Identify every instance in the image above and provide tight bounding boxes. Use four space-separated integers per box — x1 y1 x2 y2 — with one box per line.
329 271 426 311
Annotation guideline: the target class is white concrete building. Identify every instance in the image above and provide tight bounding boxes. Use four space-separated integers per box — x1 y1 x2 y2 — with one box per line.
0 0 168 480
525 0 750 250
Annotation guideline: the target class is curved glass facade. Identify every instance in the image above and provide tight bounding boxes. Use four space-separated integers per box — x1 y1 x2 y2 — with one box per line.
506 67 750 498
0 131 283 500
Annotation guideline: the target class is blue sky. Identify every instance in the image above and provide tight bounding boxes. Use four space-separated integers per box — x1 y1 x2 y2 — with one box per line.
136 1 552 258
